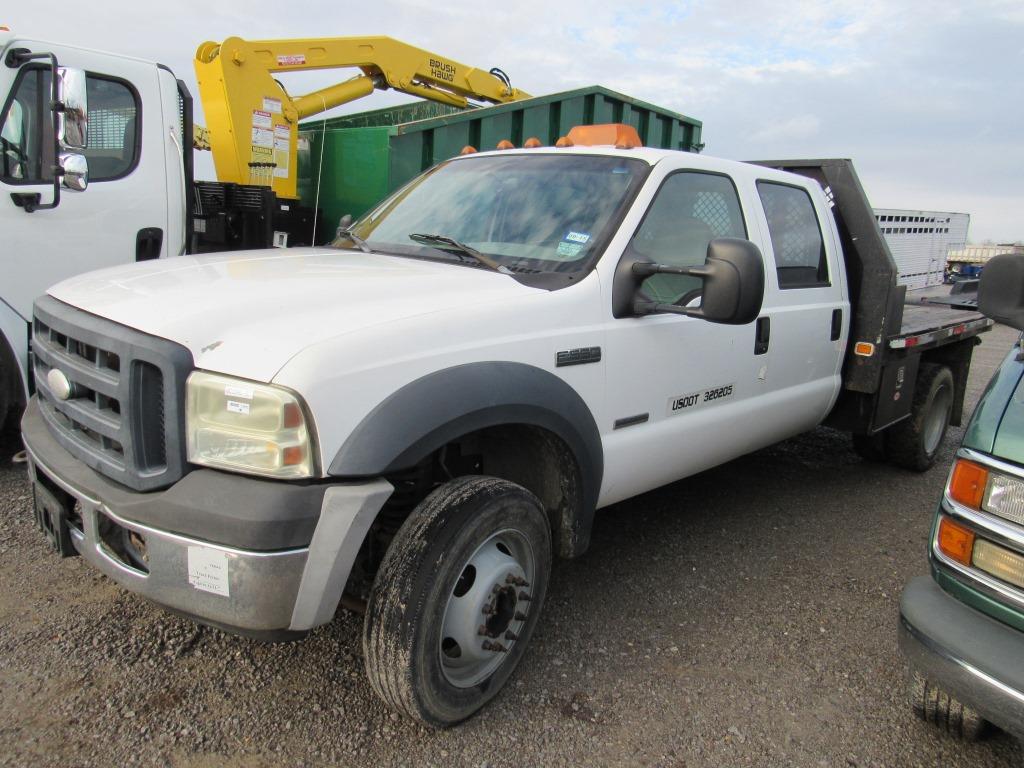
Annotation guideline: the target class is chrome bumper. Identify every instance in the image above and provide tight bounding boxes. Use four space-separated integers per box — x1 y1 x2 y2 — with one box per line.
899 575 1024 740
25 444 391 637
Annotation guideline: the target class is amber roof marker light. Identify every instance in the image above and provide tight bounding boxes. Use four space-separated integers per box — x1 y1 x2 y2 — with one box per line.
566 123 643 149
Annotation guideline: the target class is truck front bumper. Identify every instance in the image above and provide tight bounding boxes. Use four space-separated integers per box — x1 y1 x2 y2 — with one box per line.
899 575 1024 740
22 398 391 638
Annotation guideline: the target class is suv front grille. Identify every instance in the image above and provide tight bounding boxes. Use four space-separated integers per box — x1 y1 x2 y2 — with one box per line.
32 296 192 492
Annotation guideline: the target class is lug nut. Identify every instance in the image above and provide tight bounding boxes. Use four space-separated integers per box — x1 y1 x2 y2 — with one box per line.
515 611 527 621
505 575 530 587
477 624 489 636
482 604 495 616
482 640 508 653
518 591 531 601
504 630 518 642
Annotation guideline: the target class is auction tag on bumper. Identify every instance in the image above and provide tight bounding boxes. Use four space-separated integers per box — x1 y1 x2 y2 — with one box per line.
187 546 230 597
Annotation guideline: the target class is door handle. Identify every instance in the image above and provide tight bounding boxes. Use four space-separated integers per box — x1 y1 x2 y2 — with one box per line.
136 227 163 261
831 308 842 341
755 316 770 355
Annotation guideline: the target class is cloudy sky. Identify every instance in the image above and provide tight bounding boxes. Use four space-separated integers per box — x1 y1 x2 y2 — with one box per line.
7 0 1022 242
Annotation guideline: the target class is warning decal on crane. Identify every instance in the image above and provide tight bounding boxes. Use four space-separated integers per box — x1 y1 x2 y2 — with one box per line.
251 127 273 149
273 125 290 179
252 110 273 129
277 54 306 67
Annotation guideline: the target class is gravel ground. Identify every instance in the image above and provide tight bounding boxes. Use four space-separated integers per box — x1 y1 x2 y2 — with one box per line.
1 324 1023 767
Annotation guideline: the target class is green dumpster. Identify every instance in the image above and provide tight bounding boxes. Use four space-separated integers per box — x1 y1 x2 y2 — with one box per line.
297 85 702 241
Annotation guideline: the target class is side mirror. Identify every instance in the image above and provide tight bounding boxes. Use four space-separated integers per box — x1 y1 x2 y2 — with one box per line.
60 152 88 191
979 253 1024 330
625 238 765 324
57 67 88 150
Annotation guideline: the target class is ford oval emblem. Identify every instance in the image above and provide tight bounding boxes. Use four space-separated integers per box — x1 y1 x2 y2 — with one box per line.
47 368 73 401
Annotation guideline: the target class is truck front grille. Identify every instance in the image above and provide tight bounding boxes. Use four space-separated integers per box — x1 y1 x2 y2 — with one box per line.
32 296 192 492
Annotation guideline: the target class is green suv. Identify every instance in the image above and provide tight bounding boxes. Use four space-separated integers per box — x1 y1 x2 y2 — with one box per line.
900 253 1024 741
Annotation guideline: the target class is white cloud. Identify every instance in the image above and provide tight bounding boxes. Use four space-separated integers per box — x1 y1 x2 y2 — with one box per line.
750 114 822 143
5 0 1021 241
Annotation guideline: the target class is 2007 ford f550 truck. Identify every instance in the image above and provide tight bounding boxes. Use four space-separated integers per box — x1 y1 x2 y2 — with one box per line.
21 126 992 725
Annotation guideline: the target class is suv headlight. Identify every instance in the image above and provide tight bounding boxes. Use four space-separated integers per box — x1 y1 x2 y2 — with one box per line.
948 457 1024 526
186 372 317 479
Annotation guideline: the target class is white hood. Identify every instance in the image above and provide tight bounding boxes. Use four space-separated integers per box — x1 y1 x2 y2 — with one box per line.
47 248 541 382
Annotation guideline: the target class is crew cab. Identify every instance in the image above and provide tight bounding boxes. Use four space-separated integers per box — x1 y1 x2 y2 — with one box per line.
900 253 1024 743
20 127 991 725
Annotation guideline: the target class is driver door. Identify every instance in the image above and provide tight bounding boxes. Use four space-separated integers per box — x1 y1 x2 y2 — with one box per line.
600 169 768 505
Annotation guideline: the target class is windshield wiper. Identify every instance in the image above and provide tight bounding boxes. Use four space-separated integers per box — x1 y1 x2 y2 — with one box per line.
334 227 372 253
409 233 514 275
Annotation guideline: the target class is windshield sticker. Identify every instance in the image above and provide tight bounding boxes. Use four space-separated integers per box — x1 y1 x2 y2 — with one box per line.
556 241 584 257
555 230 591 258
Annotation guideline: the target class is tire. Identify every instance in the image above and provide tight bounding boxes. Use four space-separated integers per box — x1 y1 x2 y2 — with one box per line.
886 363 954 472
852 432 886 462
909 672 986 741
363 476 552 727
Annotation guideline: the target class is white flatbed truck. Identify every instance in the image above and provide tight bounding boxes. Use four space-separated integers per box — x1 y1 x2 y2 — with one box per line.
20 128 991 725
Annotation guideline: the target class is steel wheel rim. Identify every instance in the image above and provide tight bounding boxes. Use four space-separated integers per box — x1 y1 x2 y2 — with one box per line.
924 383 953 455
438 528 536 688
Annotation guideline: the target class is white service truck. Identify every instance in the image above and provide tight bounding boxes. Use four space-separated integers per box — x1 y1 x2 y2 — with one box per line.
0 29 192 438
20 131 991 725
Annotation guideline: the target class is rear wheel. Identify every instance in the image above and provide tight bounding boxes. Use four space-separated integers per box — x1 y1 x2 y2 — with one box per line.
363 476 551 726
886 363 954 472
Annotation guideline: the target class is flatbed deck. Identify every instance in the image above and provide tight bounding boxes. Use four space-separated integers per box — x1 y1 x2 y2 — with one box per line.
899 304 987 338
890 304 992 353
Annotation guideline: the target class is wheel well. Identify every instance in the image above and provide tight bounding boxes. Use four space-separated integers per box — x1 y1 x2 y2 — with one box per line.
346 423 587 598
0 330 26 430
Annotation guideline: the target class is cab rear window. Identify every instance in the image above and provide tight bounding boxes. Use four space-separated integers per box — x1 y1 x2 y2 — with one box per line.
757 181 830 289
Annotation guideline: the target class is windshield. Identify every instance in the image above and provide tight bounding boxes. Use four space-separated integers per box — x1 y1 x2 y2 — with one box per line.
342 154 649 275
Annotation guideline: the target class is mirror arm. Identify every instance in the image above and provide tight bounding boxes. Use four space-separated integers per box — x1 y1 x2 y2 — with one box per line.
633 299 705 319
631 262 711 279
7 50 62 212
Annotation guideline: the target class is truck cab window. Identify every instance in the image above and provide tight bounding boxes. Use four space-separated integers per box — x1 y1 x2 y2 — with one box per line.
83 76 139 180
631 171 747 305
757 181 829 289
0 67 55 183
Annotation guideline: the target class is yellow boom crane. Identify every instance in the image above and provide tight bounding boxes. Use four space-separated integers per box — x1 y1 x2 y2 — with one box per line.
194 36 530 201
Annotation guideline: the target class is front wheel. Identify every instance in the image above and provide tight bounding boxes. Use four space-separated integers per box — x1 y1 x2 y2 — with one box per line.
363 476 551 727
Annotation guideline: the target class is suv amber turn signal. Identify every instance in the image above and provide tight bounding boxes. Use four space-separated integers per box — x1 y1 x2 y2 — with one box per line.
937 515 975 566
948 458 988 509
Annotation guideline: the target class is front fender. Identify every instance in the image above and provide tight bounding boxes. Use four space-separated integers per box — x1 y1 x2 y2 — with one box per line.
329 361 603 534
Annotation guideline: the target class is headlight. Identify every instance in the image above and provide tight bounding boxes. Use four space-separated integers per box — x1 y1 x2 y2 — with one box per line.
984 472 1024 526
947 457 1024 526
186 372 316 479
